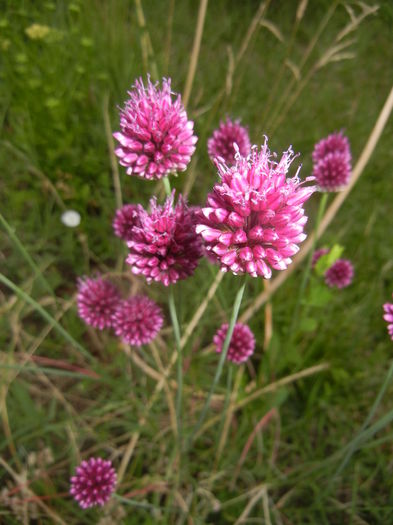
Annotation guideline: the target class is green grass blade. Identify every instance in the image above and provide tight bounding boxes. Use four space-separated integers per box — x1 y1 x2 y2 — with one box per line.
0 273 93 362
0 212 54 297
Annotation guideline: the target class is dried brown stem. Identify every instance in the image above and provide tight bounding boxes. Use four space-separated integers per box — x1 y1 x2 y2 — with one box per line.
241 85 393 324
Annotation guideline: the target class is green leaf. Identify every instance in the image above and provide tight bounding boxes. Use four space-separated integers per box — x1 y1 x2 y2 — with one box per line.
314 244 344 276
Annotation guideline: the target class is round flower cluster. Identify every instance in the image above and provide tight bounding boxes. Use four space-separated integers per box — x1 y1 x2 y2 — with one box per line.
383 298 393 341
113 204 139 242
312 131 351 191
114 77 197 180
208 118 251 165
325 259 354 288
126 191 203 286
112 295 164 346
213 322 255 364
76 276 163 346
70 458 116 509
196 139 315 279
77 276 120 330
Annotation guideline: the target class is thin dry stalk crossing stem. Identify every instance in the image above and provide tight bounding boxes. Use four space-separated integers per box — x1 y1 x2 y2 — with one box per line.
182 0 209 108
241 85 393 324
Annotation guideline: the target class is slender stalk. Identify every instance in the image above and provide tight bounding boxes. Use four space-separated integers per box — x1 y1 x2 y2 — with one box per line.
240 85 393 324
168 286 183 443
182 0 209 108
163 176 172 197
188 280 246 446
288 192 328 341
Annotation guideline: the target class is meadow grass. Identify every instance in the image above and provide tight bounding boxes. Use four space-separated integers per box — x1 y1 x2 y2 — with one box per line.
1 0 393 523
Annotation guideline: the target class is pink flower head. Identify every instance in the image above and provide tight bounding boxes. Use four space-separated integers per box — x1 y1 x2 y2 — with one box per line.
383 299 393 340
312 247 330 269
70 457 116 509
113 204 140 242
196 139 315 279
114 77 197 180
313 151 351 192
208 118 251 165
112 295 164 346
126 192 203 286
312 131 351 164
325 259 354 288
213 322 255 364
77 276 120 330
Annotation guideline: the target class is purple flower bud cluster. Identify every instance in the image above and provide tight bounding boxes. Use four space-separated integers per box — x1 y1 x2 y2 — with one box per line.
77 276 163 347
312 248 354 289
125 192 203 286
114 77 197 180
70 457 116 509
213 322 255 364
312 131 351 191
383 298 393 341
208 118 251 165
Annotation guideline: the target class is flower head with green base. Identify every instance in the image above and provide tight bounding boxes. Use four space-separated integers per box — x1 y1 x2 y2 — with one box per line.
126 192 203 286
114 77 197 180
196 138 315 278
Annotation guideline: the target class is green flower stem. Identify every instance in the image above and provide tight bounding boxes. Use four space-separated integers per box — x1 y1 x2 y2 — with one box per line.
168 285 183 442
288 192 328 341
163 176 172 197
188 279 246 447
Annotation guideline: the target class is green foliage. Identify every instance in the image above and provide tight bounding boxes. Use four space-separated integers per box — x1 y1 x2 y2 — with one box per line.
1 0 393 523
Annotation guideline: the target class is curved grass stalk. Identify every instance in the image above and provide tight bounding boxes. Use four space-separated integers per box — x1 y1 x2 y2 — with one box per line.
182 0 209 108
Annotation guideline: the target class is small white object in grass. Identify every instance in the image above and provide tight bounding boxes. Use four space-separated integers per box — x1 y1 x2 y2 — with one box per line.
61 210 81 228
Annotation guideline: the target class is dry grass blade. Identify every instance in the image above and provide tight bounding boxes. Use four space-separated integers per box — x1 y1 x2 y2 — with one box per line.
180 270 224 350
197 363 330 438
134 0 159 79
182 0 209 108
296 0 308 22
0 458 67 525
164 0 176 74
259 19 284 42
336 2 379 43
315 38 356 69
284 59 300 81
234 484 268 525
150 341 178 439
235 1 270 66
241 85 393 323
232 408 277 487
215 366 244 466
